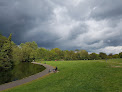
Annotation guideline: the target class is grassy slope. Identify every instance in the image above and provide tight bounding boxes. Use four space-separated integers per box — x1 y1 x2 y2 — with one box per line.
3 59 122 92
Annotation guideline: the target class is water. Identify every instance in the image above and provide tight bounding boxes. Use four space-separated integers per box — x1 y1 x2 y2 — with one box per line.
0 62 45 85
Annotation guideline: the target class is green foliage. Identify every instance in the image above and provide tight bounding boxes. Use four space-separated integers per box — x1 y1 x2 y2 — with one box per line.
0 34 13 70
50 48 63 60
12 45 22 64
112 54 119 58
35 49 121 61
64 50 74 60
11 41 38 63
77 50 89 60
0 34 7 50
107 53 113 59
19 41 38 62
119 52 122 58
99 52 107 59
36 48 49 60
89 53 99 60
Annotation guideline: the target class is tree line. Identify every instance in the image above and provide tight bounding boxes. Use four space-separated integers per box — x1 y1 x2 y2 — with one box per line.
0 34 122 70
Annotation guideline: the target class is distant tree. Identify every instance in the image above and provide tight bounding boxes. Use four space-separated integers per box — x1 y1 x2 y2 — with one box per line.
89 53 99 60
68 50 75 60
77 50 89 60
12 45 23 64
99 52 107 59
59 51 65 60
64 50 72 60
108 53 113 59
19 41 38 62
119 52 122 58
36 47 50 61
75 53 80 60
50 48 63 60
112 54 119 58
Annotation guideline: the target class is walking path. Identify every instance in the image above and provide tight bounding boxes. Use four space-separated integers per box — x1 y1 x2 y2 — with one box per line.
0 62 54 91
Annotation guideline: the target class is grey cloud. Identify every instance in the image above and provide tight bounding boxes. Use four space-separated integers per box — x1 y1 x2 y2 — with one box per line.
0 0 122 54
104 36 122 46
0 0 54 44
90 0 122 20
68 23 88 40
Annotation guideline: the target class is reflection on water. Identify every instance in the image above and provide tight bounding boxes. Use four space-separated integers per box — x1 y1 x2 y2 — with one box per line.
0 62 45 85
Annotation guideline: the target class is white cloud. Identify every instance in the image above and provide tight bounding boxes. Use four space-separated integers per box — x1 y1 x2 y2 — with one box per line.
96 46 122 54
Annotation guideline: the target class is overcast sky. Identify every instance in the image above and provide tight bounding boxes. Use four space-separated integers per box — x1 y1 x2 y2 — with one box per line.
0 0 122 54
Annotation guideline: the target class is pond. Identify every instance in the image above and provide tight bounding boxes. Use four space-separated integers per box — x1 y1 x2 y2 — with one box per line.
0 62 45 85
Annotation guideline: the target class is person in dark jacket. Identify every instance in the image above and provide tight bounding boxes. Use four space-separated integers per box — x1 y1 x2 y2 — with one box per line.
55 67 57 71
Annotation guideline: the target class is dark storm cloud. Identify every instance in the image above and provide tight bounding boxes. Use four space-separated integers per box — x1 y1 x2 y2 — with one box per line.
0 0 55 45
0 0 122 53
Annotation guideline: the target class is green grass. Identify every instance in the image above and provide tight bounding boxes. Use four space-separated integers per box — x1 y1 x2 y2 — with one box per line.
3 59 122 92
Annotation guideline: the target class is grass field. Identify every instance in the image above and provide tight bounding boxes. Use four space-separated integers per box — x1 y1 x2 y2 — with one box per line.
3 59 122 92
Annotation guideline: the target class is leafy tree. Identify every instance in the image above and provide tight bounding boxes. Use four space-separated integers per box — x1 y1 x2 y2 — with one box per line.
0 34 13 70
48 50 57 60
36 47 49 60
59 51 64 60
112 54 119 58
77 50 89 60
0 34 7 50
63 50 76 60
30 49 38 60
69 50 76 60
12 45 23 64
119 52 122 58
50 48 64 60
108 53 113 59
64 50 70 60
89 53 99 60
99 52 107 59
19 41 38 62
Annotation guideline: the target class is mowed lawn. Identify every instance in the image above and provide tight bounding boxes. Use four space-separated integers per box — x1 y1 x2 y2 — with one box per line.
3 59 122 92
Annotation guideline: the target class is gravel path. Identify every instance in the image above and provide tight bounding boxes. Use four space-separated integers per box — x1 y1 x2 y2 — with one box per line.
0 62 54 91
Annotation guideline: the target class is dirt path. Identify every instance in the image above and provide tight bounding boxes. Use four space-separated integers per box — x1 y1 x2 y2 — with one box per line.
0 62 54 91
